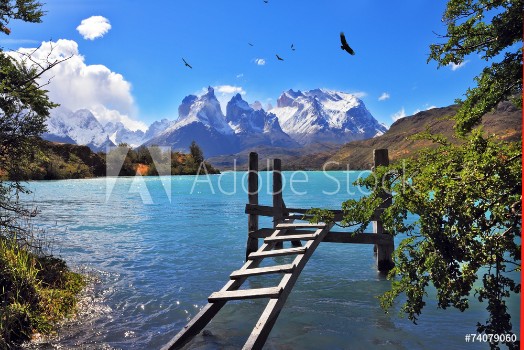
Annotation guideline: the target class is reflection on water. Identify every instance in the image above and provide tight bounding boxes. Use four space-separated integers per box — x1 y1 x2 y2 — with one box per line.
19 173 519 349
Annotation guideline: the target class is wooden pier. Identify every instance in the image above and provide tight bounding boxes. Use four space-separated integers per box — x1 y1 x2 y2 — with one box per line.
162 149 394 350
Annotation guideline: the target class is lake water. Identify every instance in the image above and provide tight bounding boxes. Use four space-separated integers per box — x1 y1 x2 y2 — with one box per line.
20 172 519 349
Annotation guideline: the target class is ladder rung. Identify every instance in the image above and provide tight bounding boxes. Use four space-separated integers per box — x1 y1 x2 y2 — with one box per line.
248 246 307 259
208 287 282 302
283 214 311 220
230 264 295 279
276 223 326 229
265 233 318 242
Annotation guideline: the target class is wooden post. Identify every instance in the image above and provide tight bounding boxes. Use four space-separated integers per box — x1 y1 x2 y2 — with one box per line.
273 159 284 249
246 152 259 261
373 149 394 272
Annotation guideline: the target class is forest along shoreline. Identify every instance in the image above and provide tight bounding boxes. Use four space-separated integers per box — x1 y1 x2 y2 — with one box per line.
1 139 220 181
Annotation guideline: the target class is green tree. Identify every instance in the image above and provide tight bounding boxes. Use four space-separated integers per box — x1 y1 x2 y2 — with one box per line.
313 1 521 349
189 140 204 165
428 0 522 134
0 0 65 238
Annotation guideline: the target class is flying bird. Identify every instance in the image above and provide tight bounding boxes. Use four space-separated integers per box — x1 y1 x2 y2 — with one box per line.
276 54 284 61
248 42 254 46
339 32 355 55
291 44 295 51
263 0 268 3
182 58 192 69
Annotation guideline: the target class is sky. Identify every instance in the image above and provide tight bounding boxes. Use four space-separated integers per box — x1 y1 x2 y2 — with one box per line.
1 0 488 131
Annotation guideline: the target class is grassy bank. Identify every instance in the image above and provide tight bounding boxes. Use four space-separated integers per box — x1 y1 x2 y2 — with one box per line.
0 237 85 348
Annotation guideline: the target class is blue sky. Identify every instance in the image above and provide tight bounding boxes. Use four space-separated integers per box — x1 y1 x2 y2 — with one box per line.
2 0 486 130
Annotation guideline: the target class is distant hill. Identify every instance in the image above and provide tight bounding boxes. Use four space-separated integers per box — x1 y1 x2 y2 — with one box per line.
292 102 521 170
210 102 520 171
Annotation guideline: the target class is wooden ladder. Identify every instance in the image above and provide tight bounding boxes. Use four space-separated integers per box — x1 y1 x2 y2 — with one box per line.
162 221 333 350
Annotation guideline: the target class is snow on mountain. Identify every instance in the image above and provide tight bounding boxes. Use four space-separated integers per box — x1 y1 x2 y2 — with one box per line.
104 121 145 147
43 87 387 156
165 86 233 135
44 107 174 151
226 94 299 149
144 87 238 156
44 106 112 150
144 119 174 140
270 88 388 145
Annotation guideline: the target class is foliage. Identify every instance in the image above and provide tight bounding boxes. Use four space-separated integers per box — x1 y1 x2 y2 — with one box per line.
428 0 522 134
346 131 520 346
0 235 86 346
3 140 107 180
311 1 523 349
189 140 204 165
0 2 87 347
104 142 220 176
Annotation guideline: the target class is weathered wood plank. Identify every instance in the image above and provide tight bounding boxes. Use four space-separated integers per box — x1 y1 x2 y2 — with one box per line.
283 214 312 220
208 287 282 302
160 302 225 350
248 246 307 259
323 232 394 245
373 149 394 272
245 204 347 221
162 228 287 349
273 159 284 249
246 152 260 261
249 228 393 245
248 228 276 239
242 223 334 349
276 223 326 229
264 233 318 243
230 264 295 279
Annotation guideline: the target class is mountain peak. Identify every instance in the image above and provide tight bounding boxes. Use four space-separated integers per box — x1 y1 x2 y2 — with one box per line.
271 88 387 145
204 86 215 97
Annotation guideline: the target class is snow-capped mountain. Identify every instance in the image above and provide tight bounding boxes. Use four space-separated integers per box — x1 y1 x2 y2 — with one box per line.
43 107 169 151
104 121 145 147
270 88 387 145
144 119 174 140
226 93 299 149
144 87 238 156
42 87 387 157
44 106 113 150
146 88 303 156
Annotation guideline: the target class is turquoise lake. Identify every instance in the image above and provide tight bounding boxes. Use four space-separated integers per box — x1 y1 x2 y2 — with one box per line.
20 171 520 349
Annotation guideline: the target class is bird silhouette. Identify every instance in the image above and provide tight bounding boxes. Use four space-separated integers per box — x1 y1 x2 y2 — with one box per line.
248 42 254 46
339 32 355 55
291 44 295 51
182 58 192 69
263 0 268 3
276 54 284 61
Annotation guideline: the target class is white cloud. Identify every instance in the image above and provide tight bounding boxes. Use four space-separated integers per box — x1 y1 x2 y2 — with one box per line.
76 16 111 40
213 85 246 95
13 39 146 131
254 58 266 66
378 92 390 101
413 104 437 115
391 108 406 121
448 60 469 71
351 91 367 99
